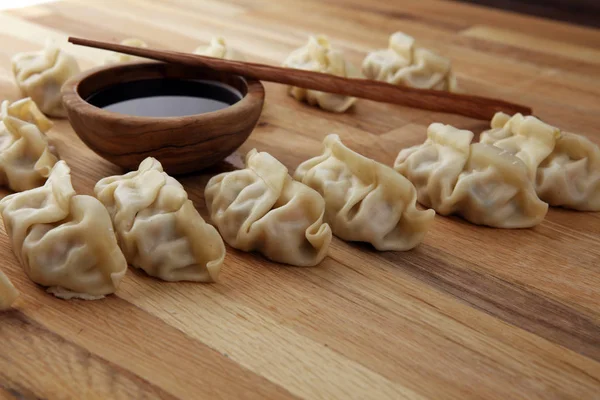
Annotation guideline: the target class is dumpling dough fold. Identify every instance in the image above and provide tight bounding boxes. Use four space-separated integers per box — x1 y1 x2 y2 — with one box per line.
95 157 225 282
0 161 128 300
205 149 332 267
104 38 148 64
362 31 457 92
394 123 548 228
282 35 360 113
193 36 245 61
12 40 81 117
0 97 58 192
481 112 600 211
0 269 19 310
295 134 435 251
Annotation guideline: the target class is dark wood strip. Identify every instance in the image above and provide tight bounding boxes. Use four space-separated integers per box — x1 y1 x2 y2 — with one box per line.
0 383 33 400
453 0 600 29
0 309 174 400
378 244 600 361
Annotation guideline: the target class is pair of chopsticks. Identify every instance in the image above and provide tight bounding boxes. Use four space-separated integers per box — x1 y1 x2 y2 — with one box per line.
69 37 532 120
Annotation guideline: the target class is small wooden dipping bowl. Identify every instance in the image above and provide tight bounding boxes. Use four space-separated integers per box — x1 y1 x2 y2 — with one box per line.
62 62 265 174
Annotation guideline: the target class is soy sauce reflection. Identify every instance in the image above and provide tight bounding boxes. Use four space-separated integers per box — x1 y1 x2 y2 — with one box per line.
86 78 243 117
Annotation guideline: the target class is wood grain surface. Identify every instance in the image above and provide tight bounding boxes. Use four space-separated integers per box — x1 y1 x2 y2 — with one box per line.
1 0 599 399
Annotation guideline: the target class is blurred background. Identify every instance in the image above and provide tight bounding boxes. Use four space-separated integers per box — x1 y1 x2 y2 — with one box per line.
455 0 600 28
2 0 600 28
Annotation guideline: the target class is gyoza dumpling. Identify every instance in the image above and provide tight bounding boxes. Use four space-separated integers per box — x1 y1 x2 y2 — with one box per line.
2 97 53 132
394 123 548 228
295 134 435 251
481 113 600 211
193 36 245 61
12 40 81 117
0 161 128 300
0 97 59 192
480 113 560 180
537 133 600 210
205 149 332 267
104 38 148 64
362 31 458 92
282 35 360 113
95 157 225 282
0 269 19 310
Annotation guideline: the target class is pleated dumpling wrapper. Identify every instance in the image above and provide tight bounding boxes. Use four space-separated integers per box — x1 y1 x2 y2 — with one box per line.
282 35 360 113
205 149 332 267
95 157 225 282
394 123 548 228
0 97 58 192
294 134 435 251
0 268 19 310
104 38 148 64
0 161 128 300
193 36 245 61
12 40 80 117
362 31 458 92
481 112 600 211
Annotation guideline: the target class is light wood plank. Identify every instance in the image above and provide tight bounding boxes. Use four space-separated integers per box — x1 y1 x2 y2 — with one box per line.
1 260 296 400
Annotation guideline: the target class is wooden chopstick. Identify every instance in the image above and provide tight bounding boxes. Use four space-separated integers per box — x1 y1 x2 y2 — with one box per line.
68 37 532 120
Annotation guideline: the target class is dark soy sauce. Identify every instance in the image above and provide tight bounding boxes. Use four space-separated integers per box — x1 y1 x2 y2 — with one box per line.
86 78 243 117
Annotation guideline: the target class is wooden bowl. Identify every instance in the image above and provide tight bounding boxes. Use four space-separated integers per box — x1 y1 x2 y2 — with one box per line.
62 61 265 175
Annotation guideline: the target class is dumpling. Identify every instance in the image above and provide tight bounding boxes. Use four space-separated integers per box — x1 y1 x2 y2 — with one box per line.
104 38 148 64
0 269 19 310
0 97 59 192
480 113 560 180
394 123 548 228
0 161 128 300
95 157 225 282
2 97 53 132
282 35 360 113
481 113 600 211
12 40 81 117
537 133 600 210
193 36 245 61
295 134 435 251
362 31 458 92
205 149 332 267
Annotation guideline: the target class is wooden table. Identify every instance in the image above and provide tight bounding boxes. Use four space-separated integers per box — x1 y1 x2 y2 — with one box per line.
1 1 599 399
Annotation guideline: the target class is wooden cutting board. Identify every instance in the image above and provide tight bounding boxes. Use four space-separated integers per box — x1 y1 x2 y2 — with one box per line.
1 0 599 399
